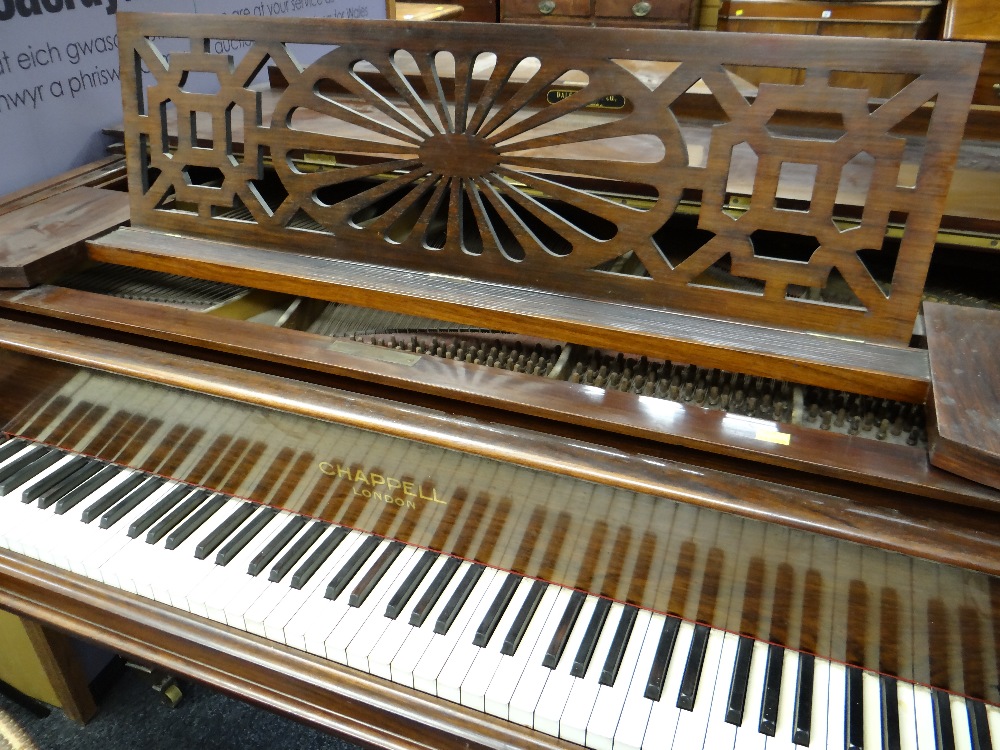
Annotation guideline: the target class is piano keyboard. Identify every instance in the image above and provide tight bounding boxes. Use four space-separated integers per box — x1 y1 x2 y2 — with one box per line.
1 433 998 750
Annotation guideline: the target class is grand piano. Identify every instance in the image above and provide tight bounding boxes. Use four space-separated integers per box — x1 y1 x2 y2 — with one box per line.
1 12 999 749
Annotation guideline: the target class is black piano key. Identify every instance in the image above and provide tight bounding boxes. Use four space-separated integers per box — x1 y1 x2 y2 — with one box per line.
726 635 755 724
386 549 437 620
215 506 278 565
165 495 227 550
933 688 957 750
0 449 62 495
433 563 485 635
473 573 522 648
0 438 26 463
644 614 682 701
270 521 328 583
145 490 211 544
128 485 197 538
289 525 349 589
80 473 147 524
409 556 461 627
99 477 166 529
349 540 404 607
598 604 639 687
248 515 307 576
758 643 784 735
570 597 612 678
501 579 548 656
37 459 106 510
216 506 279 566
543 590 586 670
846 665 865 750
0 445 48 491
967 698 992 750
880 676 901 750
20 455 89 504
194 502 257 560
676 623 711 711
326 535 382 600
792 652 815 745
55 465 122 515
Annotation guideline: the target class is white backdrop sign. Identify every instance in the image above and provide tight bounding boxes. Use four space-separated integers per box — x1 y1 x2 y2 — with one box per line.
0 0 386 197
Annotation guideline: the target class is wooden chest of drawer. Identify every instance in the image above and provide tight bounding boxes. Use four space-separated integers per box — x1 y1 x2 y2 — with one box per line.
502 0 699 29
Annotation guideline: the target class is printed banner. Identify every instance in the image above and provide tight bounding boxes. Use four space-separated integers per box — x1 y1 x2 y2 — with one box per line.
0 0 387 198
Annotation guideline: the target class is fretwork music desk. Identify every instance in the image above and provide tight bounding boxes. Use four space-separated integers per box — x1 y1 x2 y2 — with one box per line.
0 12 999 750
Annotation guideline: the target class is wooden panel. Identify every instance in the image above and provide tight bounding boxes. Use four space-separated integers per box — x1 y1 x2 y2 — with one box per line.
925 302 1000 491
0 188 129 289
0 156 126 219
117 13 981 344
943 0 1000 42
4 283 994 507
87 226 932 403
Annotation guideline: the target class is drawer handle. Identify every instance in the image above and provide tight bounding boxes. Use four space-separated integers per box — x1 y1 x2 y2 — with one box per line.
538 0 556 13
632 1 651 15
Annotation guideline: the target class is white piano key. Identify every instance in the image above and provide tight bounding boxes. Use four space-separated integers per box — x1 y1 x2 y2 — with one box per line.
221 511 308 628
364 553 452 680
389 559 480 689
324 543 419 664
242 521 329 637
731 638 769 750
454 575 535 711
483 583 564 721
765 647 804 750
83 481 182 582
531 593 601 737
912 683 937 750
802 657 829 749
896 679 920 750
672 626 726 750
640 617 696 750
609 613 667 750
584 608 653 750
558 601 627 745
262 528 363 645
863 671 884 750
283 532 375 653
986 703 1000 750
952 694 975 750
826 661 847 750
197 510 290 622
414 566 503 699
699 630 740 750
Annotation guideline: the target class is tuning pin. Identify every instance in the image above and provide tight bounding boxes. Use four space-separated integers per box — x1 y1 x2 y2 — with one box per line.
907 427 920 446
877 419 889 440
834 408 846 428
821 410 832 430
849 416 861 436
862 412 875 432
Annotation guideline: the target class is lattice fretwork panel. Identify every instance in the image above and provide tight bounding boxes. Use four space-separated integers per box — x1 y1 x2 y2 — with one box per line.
118 13 982 343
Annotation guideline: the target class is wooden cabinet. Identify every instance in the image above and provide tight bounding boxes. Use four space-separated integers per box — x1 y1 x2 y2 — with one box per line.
716 1 943 99
501 0 699 29
942 0 1000 106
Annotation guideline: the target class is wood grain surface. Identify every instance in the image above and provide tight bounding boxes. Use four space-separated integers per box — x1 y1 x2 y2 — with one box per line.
925 302 1000 491
0 188 129 289
117 13 982 343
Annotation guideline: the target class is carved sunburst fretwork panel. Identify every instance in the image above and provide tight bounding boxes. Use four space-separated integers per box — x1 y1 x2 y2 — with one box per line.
119 15 982 343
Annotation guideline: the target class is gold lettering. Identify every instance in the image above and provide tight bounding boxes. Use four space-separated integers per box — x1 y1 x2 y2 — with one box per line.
420 486 445 504
402 481 415 497
370 472 385 486
318 461 337 476
386 477 401 490
336 463 352 479
354 469 371 486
